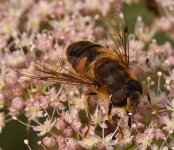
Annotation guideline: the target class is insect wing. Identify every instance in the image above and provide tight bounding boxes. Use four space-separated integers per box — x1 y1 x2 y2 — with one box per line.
102 11 130 67
16 57 94 87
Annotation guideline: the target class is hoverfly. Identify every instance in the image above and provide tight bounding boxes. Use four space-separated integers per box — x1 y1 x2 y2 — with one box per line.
18 11 144 135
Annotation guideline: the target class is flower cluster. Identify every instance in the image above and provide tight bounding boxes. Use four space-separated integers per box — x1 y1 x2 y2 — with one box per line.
0 0 174 150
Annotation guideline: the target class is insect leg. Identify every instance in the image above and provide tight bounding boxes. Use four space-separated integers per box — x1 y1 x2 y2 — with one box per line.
108 101 124 138
147 91 151 104
107 102 113 122
126 110 133 127
147 90 159 115
83 92 97 137
107 102 118 127
143 85 159 115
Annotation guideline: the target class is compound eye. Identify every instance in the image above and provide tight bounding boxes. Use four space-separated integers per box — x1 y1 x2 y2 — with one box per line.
110 88 127 107
127 92 140 110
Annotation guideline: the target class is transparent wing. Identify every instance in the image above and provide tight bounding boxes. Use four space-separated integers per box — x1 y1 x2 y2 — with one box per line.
102 11 130 67
15 57 95 87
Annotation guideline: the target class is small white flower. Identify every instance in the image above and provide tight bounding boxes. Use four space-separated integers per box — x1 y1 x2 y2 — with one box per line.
25 100 43 120
24 139 29 145
74 97 84 110
94 133 118 150
33 119 56 136
91 111 105 127
79 136 99 149
157 71 162 76
161 112 174 133
136 133 153 150
119 129 133 145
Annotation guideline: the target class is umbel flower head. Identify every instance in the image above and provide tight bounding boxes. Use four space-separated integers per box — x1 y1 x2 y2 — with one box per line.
0 0 174 150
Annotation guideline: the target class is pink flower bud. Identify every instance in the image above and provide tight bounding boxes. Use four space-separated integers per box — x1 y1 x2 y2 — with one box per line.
72 121 82 131
66 138 78 150
9 97 24 116
57 135 66 149
5 70 18 85
11 97 24 110
63 127 73 137
56 118 66 130
43 136 56 148
12 85 23 97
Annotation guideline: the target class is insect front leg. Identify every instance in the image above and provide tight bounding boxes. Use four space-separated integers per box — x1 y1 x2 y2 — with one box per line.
107 102 121 127
107 102 116 126
147 90 159 115
143 85 159 115
126 110 133 127
107 101 124 138
83 92 97 137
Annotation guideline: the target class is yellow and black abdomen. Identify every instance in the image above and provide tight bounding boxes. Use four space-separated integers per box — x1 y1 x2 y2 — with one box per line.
66 40 137 95
66 41 104 73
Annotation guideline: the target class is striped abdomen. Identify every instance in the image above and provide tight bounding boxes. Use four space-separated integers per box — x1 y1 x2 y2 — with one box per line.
66 41 136 94
66 41 104 73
